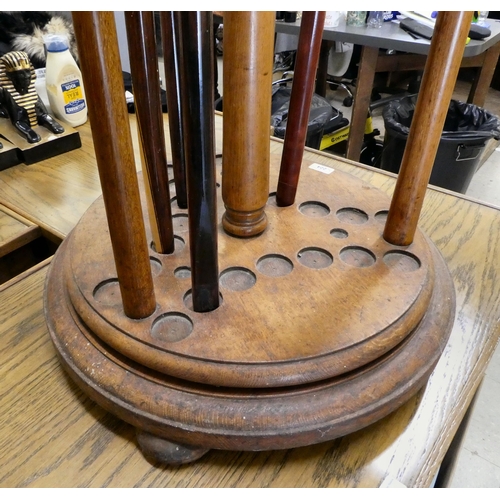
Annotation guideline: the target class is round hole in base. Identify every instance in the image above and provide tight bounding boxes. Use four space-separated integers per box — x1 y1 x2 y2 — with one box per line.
297 247 333 269
339 246 376 268
383 251 421 272
174 236 185 252
375 210 389 222
267 192 277 207
336 207 369 224
299 201 330 217
173 214 189 233
183 290 223 312
151 312 193 342
256 254 294 277
219 267 256 291
174 266 191 279
330 228 348 239
150 257 162 276
151 236 185 254
93 279 122 306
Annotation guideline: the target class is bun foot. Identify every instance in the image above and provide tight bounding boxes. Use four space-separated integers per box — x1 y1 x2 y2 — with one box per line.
136 430 209 465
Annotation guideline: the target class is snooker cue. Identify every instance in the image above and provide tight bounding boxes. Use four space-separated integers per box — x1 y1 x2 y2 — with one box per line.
276 11 326 207
383 11 473 246
177 11 220 313
72 11 156 319
124 11 175 255
160 11 188 209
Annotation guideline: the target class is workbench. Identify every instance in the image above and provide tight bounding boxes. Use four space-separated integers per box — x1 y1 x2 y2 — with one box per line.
0 115 499 487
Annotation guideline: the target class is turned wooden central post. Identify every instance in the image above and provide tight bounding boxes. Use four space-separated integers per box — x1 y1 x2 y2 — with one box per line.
222 12 275 237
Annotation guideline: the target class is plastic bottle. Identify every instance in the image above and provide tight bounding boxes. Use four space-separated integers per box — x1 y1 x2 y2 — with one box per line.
44 34 87 126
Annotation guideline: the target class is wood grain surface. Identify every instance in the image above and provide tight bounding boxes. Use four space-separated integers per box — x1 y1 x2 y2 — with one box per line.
0 204 40 257
61 158 439 389
0 115 223 242
1 118 499 485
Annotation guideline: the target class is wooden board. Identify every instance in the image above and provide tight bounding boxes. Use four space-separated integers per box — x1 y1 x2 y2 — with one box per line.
0 138 20 171
44 153 455 461
0 119 81 165
64 155 437 388
0 131 499 484
0 204 41 258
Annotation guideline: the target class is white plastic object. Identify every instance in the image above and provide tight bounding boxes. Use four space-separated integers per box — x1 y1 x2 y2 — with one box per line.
44 34 87 126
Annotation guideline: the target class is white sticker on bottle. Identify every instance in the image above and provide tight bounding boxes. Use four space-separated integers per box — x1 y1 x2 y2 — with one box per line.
309 163 334 174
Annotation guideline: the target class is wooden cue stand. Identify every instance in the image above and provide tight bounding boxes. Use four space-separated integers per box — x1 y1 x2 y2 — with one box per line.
43 11 463 465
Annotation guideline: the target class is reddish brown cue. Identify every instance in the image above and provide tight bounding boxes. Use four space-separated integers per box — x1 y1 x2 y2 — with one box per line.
383 11 473 246
276 11 326 207
72 11 156 319
160 11 188 209
124 11 175 255
177 11 219 313
221 11 275 237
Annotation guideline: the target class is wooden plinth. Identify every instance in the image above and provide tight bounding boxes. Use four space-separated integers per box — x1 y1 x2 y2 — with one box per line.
0 120 81 165
0 139 20 171
44 155 455 464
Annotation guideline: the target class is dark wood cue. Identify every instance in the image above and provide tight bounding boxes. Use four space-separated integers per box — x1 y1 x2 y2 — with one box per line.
160 11 188 210
383 11 473 246
221 11 275 237
276 11 326 207
178 11 219 313
72 11 156 319
124 11 175 255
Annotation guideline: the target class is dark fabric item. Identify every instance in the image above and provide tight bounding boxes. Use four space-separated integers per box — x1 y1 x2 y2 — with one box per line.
380 94 500 193
0 12 77 69
382 94 500 140
123 71 168 114
271 87 338 139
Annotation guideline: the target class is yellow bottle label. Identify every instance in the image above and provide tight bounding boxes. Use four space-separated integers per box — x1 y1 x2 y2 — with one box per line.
61 79 86 114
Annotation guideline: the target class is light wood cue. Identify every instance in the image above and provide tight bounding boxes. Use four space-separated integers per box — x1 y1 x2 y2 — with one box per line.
221 11 275 237
160 11 188 209
178 11 219 313
124 11 175 255
276 11 326 207
383 11 473 246
72 11 156 319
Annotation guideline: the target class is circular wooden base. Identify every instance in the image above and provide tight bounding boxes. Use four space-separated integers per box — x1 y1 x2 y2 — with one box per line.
44 157 455 464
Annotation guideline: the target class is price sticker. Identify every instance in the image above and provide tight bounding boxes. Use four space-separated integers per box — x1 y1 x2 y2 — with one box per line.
309 163 334 174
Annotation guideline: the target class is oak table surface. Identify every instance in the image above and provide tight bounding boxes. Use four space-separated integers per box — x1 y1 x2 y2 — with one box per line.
1 116 500 487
